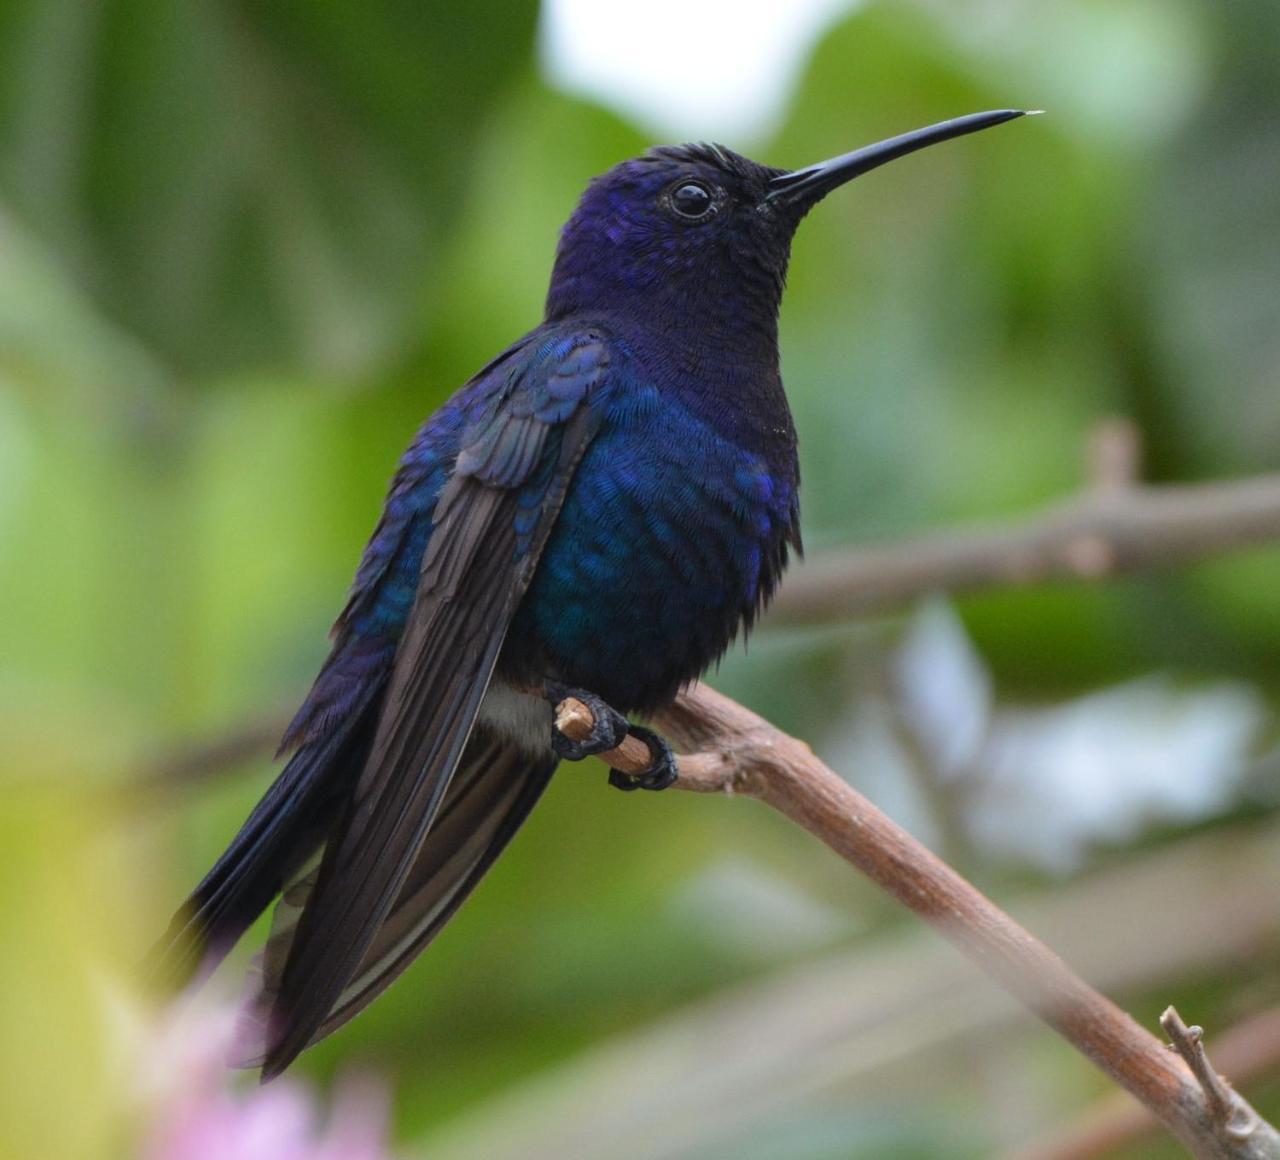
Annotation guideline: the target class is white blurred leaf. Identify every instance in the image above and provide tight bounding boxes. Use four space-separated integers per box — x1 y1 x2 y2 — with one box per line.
891 597 993 780
975 677 1266 872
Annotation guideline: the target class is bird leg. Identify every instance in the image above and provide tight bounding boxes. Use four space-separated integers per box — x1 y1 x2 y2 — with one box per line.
544 684 678 792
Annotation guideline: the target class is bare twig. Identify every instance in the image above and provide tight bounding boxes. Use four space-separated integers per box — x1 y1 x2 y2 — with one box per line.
135 711 289 793
555 685 1280 1159
1162 1007 1277 1150
146 438 1280 790
1008 1008 1280 1160
769 471 1280 625
1085 416 1143 494
426 821 1280 1160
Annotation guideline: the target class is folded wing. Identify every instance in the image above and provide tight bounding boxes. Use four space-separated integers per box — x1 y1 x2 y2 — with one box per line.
260 329 611 1076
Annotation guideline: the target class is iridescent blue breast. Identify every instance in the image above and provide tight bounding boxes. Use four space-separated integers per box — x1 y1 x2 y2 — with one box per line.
503 377 799 712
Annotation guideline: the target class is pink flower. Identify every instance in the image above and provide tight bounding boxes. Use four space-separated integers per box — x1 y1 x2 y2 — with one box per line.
139 997 393 1160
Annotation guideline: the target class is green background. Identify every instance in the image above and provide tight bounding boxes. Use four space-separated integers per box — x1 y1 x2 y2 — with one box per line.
1 1 1278 1156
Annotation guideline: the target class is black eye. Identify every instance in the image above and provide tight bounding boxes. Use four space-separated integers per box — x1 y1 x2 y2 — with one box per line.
670 180 714 221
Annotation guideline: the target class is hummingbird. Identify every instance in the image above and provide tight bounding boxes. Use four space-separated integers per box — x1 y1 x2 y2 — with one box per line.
154 109 1030 1077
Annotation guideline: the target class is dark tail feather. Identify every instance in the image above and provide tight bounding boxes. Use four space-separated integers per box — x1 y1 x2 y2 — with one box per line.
236 731 556 1068
148 689 382 986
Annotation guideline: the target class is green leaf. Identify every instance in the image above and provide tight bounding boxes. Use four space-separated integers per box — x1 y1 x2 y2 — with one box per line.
0 0 538 379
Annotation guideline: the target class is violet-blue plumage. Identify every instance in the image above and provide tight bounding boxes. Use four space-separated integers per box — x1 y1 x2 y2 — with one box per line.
153 110 1031 1076
505 341 799 711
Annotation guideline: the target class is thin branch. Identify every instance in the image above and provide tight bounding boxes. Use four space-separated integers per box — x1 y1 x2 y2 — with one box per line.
1085 416 1143 494
1163 1007 1274 1147
555 685 1280 1159
769 470 1280 625
136 711 289 793
425 821 1280 1160
145 438 1280 790
1007 1008 1280 1160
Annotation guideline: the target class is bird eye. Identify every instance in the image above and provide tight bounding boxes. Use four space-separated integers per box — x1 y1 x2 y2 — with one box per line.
669 180 715 221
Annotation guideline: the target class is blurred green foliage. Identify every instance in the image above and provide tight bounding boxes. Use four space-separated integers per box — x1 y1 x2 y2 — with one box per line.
1 1 1278 1157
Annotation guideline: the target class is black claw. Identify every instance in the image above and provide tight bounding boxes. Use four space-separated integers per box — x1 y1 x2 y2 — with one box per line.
547 684 630 761
608 724 678 792
607 767 642 792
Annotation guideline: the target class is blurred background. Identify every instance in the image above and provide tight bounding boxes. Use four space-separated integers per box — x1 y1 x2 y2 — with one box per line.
2 0 1279 1156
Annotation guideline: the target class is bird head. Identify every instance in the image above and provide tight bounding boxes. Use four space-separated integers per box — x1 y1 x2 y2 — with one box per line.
545 110 1032 350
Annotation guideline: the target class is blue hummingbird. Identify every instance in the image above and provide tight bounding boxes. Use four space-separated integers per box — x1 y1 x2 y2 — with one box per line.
154 110 1030 1076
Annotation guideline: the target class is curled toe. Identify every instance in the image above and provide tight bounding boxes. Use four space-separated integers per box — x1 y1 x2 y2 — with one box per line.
548 685 630 761
608 725 677 792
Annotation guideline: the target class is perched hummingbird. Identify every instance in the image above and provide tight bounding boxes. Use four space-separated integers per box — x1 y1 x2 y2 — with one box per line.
155 109 1029 1077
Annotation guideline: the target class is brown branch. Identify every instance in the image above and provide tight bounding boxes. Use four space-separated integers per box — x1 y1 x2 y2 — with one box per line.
136 711 290 792
1007 1008 1280 1160
145 437 1280 790
1085 416 1143 494
768 470 1280 625
426 820 1280 1160
556 685 1280 1159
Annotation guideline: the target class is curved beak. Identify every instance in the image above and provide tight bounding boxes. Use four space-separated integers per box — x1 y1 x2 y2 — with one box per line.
766 109 1035 210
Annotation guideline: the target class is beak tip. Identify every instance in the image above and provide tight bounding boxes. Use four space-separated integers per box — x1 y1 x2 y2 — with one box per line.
767 107 1039 207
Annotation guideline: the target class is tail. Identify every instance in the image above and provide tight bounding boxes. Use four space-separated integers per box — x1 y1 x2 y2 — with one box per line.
149 681 384 985
237 729 556 1067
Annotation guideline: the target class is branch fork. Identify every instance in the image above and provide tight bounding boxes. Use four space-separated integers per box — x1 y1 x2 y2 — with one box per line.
1162 1006 1274 1151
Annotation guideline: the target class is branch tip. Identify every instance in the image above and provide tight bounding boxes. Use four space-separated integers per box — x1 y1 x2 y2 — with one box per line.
1161 1006 1263 1145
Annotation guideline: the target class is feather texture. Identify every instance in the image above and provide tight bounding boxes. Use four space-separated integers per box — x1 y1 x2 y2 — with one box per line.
236 728 556 1065
259 331 610 1074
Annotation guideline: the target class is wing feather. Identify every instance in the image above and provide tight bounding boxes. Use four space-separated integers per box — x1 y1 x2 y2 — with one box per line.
236 732 556 1065
260 332 609 1075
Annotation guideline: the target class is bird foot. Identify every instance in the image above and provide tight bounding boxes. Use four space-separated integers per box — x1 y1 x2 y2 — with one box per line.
546 686 677 792
545 684 629 761
606 725 677 793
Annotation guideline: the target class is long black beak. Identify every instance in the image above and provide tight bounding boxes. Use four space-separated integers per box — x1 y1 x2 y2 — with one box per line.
766 109 1034 209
